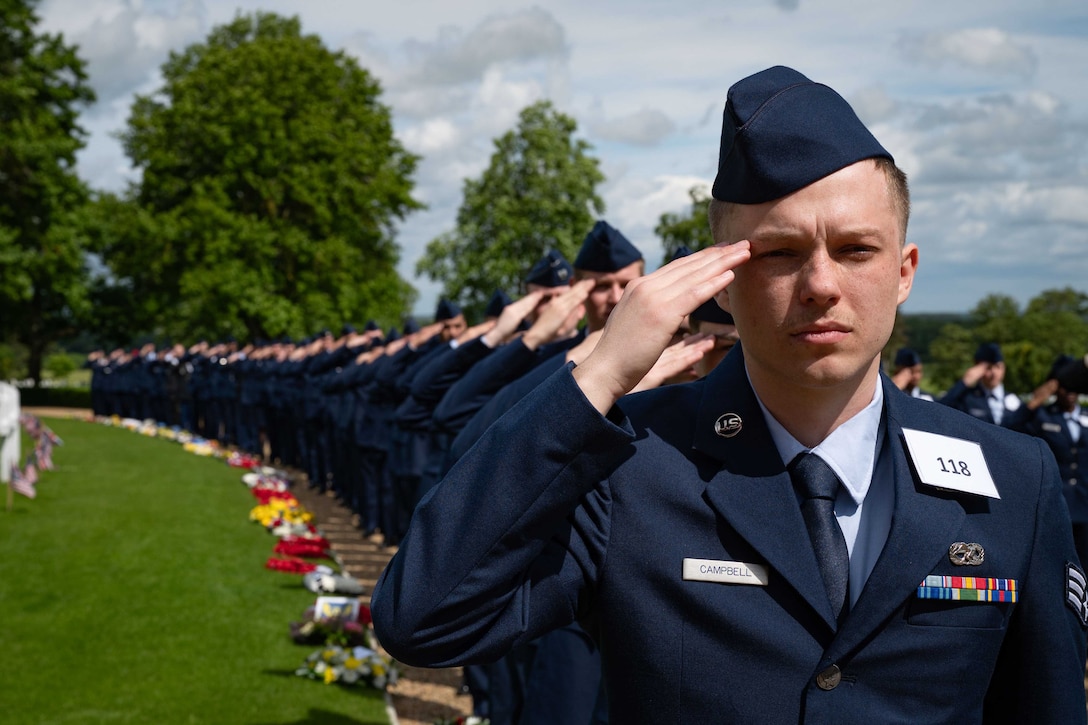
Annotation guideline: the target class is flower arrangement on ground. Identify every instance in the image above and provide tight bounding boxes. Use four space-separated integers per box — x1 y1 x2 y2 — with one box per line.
295 644 399 690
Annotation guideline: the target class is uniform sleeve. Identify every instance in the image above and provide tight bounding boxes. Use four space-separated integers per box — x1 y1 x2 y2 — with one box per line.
371 363 632 667
983 437 1088 722
431 340 538 434
938 379 971 411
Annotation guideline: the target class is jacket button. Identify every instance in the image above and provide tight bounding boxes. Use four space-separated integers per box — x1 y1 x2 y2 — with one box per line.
816 664 841 690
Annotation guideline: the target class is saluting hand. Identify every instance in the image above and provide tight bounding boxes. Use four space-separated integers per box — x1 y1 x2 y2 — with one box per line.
629 333 715 393
573 242 750 414
962 362 989 387
458 319 497 344
522 279 594 351
482 290 546 347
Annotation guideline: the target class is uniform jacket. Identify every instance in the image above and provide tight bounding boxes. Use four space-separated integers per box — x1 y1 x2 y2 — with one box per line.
939 380 1021 425
1008 402 1088 523
373 346 1088 724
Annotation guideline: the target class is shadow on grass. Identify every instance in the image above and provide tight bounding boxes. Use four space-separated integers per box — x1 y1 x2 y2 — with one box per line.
256 672 387 725
249 707 383 725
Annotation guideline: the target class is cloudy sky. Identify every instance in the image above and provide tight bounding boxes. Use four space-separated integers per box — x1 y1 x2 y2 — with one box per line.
38 0 1088 316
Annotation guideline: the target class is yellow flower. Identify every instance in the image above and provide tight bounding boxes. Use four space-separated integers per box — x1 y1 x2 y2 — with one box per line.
324 666 337 684
344 657 362 669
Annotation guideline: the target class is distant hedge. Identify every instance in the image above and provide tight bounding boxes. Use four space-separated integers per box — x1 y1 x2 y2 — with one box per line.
17 386 92 409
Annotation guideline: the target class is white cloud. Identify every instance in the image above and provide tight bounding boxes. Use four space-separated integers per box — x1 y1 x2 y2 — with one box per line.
48 0 205 104
898 28 1037 78
591 109 675 147
400 118 461 155
401 7 567 88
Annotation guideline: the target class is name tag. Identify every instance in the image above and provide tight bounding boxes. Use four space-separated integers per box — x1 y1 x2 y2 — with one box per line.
683 558 769 586
902 429 1000 499
1042 422 1063 433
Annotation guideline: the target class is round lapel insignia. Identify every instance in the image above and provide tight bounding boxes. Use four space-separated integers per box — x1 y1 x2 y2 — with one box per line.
948 541 985 566
714 413 742 438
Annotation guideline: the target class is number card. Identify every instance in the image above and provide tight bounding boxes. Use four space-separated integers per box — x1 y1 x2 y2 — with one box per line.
901 428 1000 499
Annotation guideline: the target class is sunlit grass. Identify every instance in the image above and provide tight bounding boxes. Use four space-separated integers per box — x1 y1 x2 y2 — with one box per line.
0 418 388 724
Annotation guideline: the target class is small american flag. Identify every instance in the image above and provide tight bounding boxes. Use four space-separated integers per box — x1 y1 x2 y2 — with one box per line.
10 463 35 499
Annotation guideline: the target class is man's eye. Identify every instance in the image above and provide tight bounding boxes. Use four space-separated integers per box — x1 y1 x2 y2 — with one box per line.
757 248 793 259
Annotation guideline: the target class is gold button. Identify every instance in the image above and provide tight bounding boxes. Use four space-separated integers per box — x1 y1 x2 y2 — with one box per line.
816 664 841 691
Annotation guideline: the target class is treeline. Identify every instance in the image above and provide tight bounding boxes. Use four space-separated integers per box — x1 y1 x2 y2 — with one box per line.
889 288 1088 396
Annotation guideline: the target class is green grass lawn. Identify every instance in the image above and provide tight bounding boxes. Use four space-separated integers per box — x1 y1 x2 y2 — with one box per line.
0 418 390 725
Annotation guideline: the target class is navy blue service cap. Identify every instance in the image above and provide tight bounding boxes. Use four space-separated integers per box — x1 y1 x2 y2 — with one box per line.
712 66 892 204
691 298 734 325
974 342 1003 364
1048 354 1076 381
385 327 401 342
403 317 420 335
435 299 462 322
364 319 380 332
341 323 356 336
894 348 922 368
574 221 643 272
484 289 512 318
525 250 573 287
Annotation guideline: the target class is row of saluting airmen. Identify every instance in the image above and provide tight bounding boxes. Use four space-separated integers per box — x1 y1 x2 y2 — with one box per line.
86 228 1088 724
86 64 1088 723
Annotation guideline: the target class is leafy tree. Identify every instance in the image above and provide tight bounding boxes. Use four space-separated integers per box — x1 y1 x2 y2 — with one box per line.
103 12 421 342
0 0 96 384
654 185 714 263
926 322 977 393
416 101 605 319
970 294 1023 345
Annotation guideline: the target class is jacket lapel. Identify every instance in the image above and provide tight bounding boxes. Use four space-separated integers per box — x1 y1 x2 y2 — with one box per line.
828 379 967 660
693 347 839 630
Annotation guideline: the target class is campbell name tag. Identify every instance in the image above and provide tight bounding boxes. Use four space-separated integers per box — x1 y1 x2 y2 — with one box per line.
683 558 769 586
902 428 1000 499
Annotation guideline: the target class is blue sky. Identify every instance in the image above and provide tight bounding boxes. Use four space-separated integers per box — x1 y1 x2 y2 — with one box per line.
39 0 1088 316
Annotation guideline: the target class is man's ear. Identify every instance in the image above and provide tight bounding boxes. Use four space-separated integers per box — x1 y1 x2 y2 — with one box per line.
714 289 732 314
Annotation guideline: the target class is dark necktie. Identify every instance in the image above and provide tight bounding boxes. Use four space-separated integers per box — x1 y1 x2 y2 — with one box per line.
789 452 850 622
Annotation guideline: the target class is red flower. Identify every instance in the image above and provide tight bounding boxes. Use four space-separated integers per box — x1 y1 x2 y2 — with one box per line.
252 489 295 504
265 556 318 574
357 605 373 625
274 540 330 559
280 534 331 550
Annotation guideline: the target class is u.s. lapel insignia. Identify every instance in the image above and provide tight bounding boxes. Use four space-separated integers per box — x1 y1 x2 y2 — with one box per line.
948 541 985 566
714 413 742 438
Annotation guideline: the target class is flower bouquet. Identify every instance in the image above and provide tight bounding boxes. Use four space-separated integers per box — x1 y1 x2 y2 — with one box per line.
290 600 373 647
227 451 261 469
265 556 320 574
295 644 399 690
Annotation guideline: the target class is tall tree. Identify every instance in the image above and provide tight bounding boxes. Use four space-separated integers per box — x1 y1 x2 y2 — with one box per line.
104 12 421 342
0 0 95 384
416 101 605 319
654 185 714 263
